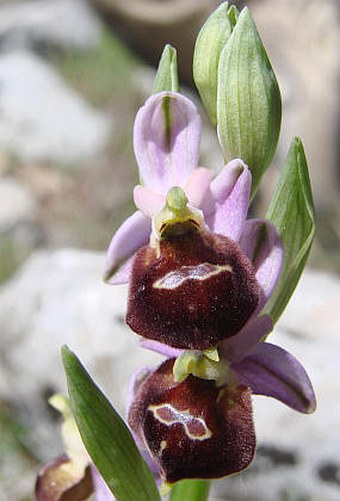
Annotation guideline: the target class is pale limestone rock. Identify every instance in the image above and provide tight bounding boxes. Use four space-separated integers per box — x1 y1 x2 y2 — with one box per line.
0 51 111 164
0 0 102 52
0 177 36 231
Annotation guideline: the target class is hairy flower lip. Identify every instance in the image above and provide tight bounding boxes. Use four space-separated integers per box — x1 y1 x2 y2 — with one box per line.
127 230 261 350
128 358 256 483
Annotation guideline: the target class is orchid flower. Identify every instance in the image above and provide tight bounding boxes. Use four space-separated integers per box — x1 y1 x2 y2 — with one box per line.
105 92 282 350
128 359 255 484
126 310 315 483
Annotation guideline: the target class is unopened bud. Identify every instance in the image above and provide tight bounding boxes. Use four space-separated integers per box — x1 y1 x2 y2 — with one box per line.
153 44 179 94
193 2 238 125
217 7 282 196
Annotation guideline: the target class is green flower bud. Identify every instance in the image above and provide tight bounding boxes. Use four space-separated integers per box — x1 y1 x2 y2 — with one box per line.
217 7 282 196
193 2 238 125
153 44 179 94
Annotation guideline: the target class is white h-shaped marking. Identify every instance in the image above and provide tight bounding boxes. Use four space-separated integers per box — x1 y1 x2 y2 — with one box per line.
148 403 212 441
153 263 232 290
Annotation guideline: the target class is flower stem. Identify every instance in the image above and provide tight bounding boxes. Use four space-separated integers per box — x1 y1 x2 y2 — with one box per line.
170 479 211 501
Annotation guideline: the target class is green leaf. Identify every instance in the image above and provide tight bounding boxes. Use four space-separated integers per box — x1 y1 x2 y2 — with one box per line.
217 7 281 196
170 479 210 501
264 137 315 323
61 346 160 501
153 44 179 93
193 2 233 125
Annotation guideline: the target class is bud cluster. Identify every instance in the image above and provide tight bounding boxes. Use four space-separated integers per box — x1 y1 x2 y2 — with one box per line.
194 2 282 195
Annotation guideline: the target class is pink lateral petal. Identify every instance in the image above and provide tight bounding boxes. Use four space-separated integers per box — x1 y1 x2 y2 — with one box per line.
133 185 164 218
184 167 214 208
140 339 185 358
219 314 273 363
239 219 284 311
204 159 251 241
232 342 316 414
107 257 134 285
104 210 151 284
133 91 201 194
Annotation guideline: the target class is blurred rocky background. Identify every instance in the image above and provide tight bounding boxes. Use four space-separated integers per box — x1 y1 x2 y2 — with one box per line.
0 0 339 500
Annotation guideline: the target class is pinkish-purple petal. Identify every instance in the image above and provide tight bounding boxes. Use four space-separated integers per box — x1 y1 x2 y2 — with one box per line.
140 339 185 358
203 159 251 241
239 219 284 311
184 167 213 209
133 185 164 218
219 314 273 363
104 210 151 284
108 257 134 285
232 342 316 414
133 91 201 194
134 168 213 219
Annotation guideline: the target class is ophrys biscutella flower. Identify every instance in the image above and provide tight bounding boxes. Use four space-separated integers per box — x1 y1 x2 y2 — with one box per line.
127 315 316 483
128 359 255 483
105 91 283 351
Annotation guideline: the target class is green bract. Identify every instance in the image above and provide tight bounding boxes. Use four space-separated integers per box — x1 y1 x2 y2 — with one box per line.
62 346 160 501
193 2 237 126
153 44 179 93
217 7 282 196
264 137 315 324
